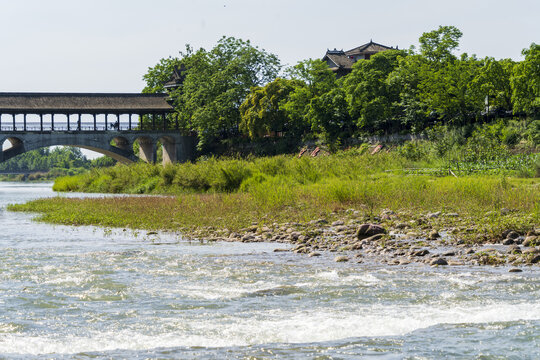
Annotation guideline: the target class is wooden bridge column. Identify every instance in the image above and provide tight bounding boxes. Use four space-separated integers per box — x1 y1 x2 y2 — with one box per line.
105 114 109 130
51 114 55 131
40 114 43 131
23 114 26 131
78 113 81 131
67 114 70 131
129 114 132 130
12 114 15 131
93 114 97 131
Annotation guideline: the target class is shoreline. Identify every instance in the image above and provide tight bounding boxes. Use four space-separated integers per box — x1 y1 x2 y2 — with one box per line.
183 210 540 269
10 195 539 270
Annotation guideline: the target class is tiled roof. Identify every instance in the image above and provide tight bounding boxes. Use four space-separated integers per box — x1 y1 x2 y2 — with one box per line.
0 93 173 113
345 41 394 56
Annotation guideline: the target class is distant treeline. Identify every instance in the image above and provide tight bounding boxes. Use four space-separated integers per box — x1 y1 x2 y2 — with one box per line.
143 25 539 152
0 147 115 173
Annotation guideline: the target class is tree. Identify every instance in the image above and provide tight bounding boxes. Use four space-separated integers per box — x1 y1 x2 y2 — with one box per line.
280 59 338 139
419 25 463 63
239 78 301 139
344 49 408 133
307 87 350 149
511 43 540 116
418 54 484 125
144 37 281 150
471 57 515 112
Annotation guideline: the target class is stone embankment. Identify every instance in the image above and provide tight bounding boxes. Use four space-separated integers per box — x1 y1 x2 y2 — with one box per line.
180 209 540 270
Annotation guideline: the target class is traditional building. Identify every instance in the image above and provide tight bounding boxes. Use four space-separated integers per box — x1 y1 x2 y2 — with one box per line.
163 64 187 91
323 40 396 77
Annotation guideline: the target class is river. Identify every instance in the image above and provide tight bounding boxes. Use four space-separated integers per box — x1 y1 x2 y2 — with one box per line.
0 183 539 359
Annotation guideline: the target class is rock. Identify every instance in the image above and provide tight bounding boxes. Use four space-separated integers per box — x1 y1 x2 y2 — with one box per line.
290 232 302 240
428 230 440 240
523 236 537 247
443 251 456 257
147 231 158 235
356 224 386 239
427 211 441 219
523 247 539 255
351 242 363 250
273 248 289 252
412 249 430 257
448 260 464 266
308 252 321 257
316 219 328 224
502 238 515 245
500 208 511 215
331 220 345 226
509 268 523 273
334 256 349 263
506 231 519 240
431 258 448 266
241 234 255 242
529 254 540 264
445 213 459 217
362 234 384 243
507 245 521 254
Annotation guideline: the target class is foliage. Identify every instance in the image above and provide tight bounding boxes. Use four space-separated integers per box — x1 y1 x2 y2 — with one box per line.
239 78 301 138
511 43 540 116
344 49 407 133
141 28 539 153
144 37 281 150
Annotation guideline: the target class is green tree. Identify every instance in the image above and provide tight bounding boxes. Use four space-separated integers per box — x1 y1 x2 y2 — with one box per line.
419 25 463 63
511 43 540 116
471 57 515 112
307 87 350 149
344 49 408 133
280 59 338 139
144 37 281 150
418 54 484 125
239 78 301 139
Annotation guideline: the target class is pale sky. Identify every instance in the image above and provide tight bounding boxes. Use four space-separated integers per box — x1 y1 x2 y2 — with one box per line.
0 0 538 94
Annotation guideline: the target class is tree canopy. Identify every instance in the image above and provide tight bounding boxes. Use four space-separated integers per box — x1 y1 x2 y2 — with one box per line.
143 27 540 153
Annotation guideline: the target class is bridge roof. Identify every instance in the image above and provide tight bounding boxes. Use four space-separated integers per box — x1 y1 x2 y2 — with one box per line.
0 93 174 114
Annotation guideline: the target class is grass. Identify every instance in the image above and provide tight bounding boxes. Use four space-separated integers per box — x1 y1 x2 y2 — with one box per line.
9 140 540 242
10 171 540 242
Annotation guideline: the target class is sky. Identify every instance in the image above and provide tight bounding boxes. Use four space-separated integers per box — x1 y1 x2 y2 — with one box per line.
0 0 538 94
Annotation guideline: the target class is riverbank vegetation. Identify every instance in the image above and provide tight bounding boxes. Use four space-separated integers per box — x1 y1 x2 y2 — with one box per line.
10 125 540 244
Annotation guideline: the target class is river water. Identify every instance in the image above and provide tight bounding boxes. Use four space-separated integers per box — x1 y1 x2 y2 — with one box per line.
0 183 539 359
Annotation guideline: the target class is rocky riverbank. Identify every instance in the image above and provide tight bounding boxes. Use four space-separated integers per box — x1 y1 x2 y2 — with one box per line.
181 209 540 270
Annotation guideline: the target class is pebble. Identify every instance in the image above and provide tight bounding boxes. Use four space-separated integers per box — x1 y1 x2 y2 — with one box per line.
509 268 523 273
334 256 349 262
